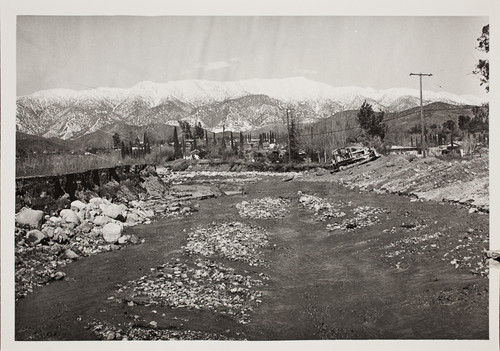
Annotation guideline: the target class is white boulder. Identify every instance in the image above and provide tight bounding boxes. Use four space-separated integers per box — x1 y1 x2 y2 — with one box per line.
102 222 123 243
16 207 45 228
100 204 126 219
93 215 111 226
70 200 87 211
25 229 46 245
59 209 80 225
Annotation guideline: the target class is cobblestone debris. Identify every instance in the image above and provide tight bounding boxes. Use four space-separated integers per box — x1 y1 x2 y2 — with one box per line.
326 206 386 232
380 228 489 276
88 319 236 340
184 222 269 266
297 192 347 221
113 258 268 324
236 197 290 219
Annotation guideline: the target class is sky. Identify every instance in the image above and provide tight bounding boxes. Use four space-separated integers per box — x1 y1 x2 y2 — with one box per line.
17 16 489 98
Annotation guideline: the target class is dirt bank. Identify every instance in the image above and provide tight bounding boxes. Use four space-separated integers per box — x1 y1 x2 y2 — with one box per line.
326 153 489 212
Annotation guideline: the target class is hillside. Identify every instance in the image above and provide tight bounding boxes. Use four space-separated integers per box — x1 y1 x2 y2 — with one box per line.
16 132 71 157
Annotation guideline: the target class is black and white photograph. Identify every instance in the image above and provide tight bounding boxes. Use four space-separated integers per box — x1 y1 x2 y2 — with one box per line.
1 1 499 349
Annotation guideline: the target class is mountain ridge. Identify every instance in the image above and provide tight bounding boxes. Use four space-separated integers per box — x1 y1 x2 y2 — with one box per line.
17 77 486 140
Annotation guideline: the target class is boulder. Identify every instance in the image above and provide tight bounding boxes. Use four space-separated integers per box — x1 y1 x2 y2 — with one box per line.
53 271 66 280
140 176 166 198
48 244 62 255
78 221 93 234
49 216 63 225
117 235 130 245
41 226 55 238
129 235 139 244
102 222 123 243
93 215 111 226
64 249 79 259
75 210 86 223
126 212 141 225
70 200 87 211
25 229 46 245
60 209 80 225
16 207 45 228
100 203 126 219
89 197 107 206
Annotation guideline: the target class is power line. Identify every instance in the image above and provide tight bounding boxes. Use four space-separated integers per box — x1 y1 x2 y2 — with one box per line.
293 106 474 138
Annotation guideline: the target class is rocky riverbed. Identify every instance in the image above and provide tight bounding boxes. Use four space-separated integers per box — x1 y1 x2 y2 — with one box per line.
14 154 490 341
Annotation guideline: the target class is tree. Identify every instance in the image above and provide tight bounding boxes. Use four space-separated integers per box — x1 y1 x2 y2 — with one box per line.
442 119 456 133
357 101 388 140
143 132 151 154
120 141 126 158
195 122 205 140
112 133 121 150
474 24 489 92
230 131 235 153
239 131 244 158
442 119 457 147
458 115 472 132
289 116 300 161
173 127 182 159
178 121 192 139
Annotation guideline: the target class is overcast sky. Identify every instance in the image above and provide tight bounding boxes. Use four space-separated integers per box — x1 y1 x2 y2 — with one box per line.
17 16 488 98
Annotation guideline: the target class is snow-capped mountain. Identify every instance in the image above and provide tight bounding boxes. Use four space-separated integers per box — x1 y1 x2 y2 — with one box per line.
17 77 485 139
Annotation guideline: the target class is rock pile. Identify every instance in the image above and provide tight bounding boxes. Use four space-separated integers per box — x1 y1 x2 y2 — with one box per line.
297 192 347 221
14 197 155 299
236 197 290 219
88 319 234 340
184 222 269 266
326 206 386 232
113 258 266 324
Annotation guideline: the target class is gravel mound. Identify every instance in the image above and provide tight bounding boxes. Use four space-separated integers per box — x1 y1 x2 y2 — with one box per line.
297 191 346 221
184 222 269 266
114 258 267 324
236 197 291 219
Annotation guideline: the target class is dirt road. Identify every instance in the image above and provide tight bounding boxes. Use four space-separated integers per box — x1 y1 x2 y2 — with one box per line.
15 177 489 340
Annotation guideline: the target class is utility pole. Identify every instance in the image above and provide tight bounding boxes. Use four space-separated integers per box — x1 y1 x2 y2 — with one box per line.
410 72 433 157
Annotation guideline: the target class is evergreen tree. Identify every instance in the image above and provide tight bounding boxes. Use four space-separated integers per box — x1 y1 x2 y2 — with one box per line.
195 122 205 139
221 126 226 149
173 127 182 159
289 117 300 161
357 101 388 140
239 131 244 158
112 133 121 149
143 132 151 154
120 141 126 158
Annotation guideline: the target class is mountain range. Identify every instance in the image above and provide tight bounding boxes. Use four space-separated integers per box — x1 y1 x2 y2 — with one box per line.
16 77 485 140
